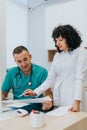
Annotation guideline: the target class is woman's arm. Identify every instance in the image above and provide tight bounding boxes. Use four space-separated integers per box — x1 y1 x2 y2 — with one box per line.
42 88 53 110
70 47 87 112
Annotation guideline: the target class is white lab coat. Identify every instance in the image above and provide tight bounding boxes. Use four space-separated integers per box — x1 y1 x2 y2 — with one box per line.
34 46 87 106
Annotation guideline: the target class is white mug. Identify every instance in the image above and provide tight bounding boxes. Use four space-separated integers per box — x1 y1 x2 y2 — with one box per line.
30 110 45 128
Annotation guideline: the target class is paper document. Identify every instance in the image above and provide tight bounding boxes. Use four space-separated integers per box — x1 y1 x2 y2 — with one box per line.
7 102 29 108
2 96 52 104
12 109 29 117
0 109 15 120
46 106 71 116
2 107 11 112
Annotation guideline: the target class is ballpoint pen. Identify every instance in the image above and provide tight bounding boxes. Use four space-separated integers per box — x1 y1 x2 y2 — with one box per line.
18 89 38 98
18 93 38 98
2 109 10 113
18 93 25 97
18 89 32 97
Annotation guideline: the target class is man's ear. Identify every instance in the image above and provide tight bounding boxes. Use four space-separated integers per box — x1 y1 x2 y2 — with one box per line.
29 54 32 60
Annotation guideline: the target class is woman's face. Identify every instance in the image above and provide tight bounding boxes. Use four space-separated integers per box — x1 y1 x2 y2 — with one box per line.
55 36 68 52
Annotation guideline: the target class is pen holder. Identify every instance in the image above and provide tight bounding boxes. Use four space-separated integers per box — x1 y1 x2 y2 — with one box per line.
30 110 45 128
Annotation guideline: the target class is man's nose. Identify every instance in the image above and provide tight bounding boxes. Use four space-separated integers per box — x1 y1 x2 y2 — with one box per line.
21 61 26 66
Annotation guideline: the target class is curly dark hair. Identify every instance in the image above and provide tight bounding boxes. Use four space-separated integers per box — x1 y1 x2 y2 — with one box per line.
52 24 82 52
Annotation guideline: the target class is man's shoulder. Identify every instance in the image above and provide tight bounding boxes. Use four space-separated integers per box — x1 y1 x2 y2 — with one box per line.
32 64 48 80
32 64 47 73
7 66 18 73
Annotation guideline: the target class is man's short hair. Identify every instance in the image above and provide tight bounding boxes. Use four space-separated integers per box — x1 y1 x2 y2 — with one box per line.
13 46 29 55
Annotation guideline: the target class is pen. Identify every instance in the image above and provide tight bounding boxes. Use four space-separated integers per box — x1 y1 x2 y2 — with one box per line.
19 93 38 98
2 109 10 113
18 93 24 97
18 89 31 97
17 110 22 113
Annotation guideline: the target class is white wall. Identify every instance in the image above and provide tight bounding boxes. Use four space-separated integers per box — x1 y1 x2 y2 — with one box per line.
6 0 29 68
85 0 87 42
28 5 49 69
0 0 6 82
45 0 86 50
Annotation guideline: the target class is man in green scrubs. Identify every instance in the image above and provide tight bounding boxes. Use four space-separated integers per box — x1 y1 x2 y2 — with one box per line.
1 46 53 113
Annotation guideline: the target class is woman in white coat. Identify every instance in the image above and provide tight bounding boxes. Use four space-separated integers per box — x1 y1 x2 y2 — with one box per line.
24 24 87 112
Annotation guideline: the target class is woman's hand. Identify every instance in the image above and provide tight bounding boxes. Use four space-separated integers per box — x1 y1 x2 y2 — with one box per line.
42 101 53 111
24 89 37 96
68 100 81 112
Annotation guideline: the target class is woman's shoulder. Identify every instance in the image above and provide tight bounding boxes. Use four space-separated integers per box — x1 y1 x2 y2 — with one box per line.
77 45 87 55
53 52 60 61
72 45 87 55
74 45 87 63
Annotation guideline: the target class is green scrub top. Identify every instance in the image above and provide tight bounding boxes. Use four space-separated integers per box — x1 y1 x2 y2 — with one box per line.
1 64 48 99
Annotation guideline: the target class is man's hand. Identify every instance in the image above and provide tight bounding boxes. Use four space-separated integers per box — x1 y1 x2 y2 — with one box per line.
68 100 81 112
24 89 37 96
2 92 8 100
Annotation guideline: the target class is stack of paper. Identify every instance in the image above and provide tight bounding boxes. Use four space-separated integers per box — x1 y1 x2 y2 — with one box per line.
2 96 52 108
46 106 71 116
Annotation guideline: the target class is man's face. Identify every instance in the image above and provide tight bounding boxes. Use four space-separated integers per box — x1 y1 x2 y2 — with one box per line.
13 50 32 73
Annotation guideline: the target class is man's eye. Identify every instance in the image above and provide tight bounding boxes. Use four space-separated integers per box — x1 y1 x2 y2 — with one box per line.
24 58 28 61
17 61 21 64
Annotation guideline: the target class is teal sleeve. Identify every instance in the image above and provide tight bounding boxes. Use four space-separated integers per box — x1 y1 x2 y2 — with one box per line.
1 71 12 93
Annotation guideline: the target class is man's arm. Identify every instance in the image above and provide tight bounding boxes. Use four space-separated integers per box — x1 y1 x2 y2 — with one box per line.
2 91 8 100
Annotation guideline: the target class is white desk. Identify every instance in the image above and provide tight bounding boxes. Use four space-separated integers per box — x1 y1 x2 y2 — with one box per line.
0 112 87 130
